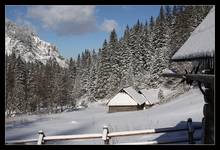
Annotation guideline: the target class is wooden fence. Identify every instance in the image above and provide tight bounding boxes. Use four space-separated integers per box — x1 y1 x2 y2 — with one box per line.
5 118 202 145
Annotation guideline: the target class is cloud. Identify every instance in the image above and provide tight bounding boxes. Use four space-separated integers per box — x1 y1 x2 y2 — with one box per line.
27 5 97 36
100 19 118 33
15 16 37 34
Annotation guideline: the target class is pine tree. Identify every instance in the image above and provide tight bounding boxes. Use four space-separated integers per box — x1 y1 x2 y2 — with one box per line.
108 29 122 96
95 39 112 99
28 62 41 113
5 52 16 116
68 57 77 107
133 20 148 88
165 5 172 18
5 5 213 113
143 20 153 71
149 16 155 31
141 20 153 87
14 55 26 113
69 58 77 82
88 49 98 101
80 49 91 96
149 6 170 87
74 54 82 98
59 68 71 112
34 62 45 113
119 25 133 88
24 62 34 113
128 23 139 76
43 58 59 113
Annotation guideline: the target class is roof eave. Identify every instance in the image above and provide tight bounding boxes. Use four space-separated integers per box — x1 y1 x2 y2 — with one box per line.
171 55 214 62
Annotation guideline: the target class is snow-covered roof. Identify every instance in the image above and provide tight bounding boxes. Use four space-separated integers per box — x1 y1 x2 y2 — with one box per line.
122 87 146 105
141 94 151 105
162 68 175 74
107 92 138 106
107 87 147 106
139 89 159 104
172 7 215 61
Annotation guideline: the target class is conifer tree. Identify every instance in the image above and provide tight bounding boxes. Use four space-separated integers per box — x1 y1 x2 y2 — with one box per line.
14 55 26 113
95 39 112 99
88 50 98 101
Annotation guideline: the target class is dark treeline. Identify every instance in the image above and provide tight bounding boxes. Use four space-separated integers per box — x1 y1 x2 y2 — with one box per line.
5 5 212 116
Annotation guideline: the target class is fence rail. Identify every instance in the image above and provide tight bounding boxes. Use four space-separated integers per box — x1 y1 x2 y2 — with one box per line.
5 118 202 145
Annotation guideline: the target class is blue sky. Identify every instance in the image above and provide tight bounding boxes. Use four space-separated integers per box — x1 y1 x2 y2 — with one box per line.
5 5 161 59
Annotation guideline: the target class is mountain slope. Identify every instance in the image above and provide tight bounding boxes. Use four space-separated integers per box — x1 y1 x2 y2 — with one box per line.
5 19 68 68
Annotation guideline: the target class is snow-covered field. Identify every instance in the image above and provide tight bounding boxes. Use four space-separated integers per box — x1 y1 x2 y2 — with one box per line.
5 88 204 145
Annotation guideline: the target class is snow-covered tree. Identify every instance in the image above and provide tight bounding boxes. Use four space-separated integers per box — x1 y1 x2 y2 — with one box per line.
108 29 122 95
14 55 26 113
68 57 77 106
119 25 134 88
88 50 98 101
95 39 112 99
5 5 213 115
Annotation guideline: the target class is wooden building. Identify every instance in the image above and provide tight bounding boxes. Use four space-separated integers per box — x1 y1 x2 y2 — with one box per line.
107 87 148 113
170 7 215 144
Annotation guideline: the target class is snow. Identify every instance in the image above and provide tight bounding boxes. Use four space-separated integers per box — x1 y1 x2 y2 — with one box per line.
162 68 175 74
5 88 204 144
5 36 19 56
108 92 137 106
172 7 215 60
141 94 151 105
123 87 146 105
139 89 159 104
71 121 78 124
5 20 68 68
5 36 12 55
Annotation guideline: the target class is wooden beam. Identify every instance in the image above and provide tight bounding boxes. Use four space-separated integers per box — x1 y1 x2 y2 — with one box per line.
37 130 45 145
187 118 195 144
108 125 202 138
43 133 102 141
102 126 110 144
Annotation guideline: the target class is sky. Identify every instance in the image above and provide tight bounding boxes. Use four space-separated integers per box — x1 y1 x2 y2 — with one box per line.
5 5 161 59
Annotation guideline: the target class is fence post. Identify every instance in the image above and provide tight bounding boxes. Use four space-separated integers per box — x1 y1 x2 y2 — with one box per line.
187 118 195 144
102 126 110 145
37 130 45 145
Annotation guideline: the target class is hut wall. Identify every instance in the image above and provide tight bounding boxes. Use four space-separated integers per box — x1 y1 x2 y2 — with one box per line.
108 105 142 113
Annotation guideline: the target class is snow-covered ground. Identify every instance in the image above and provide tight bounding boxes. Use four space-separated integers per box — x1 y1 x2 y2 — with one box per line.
5 88 204 145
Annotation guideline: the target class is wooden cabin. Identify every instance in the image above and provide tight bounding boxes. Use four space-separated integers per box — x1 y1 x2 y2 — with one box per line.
107 87 147 113
170 7 215 144
172 7 214 65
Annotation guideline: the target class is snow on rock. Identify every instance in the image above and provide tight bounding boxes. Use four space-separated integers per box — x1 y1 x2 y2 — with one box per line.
5 19 68 68
5 88 204 144
172 7 215 60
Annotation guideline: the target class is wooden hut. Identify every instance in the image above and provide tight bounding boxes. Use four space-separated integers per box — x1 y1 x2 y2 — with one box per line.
172 7 215 63
168 7 215 144
107 87 147 113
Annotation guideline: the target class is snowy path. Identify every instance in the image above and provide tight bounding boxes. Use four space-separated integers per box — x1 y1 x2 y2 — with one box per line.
5 88 204 144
